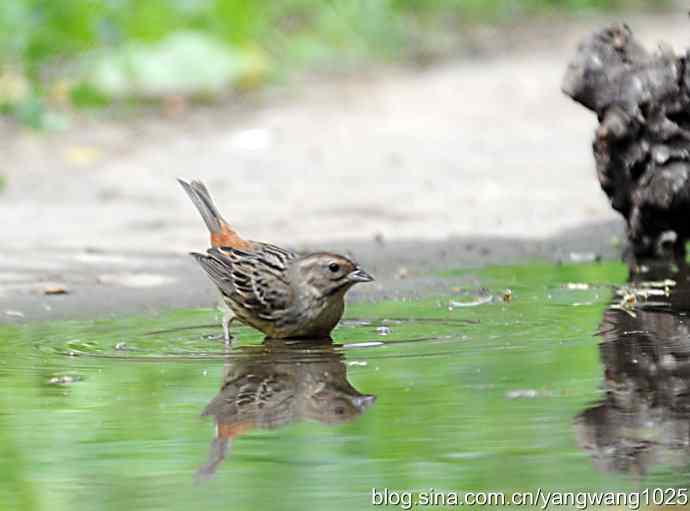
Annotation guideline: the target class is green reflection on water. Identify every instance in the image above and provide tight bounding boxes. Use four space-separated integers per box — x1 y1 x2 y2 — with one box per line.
1 261 675 510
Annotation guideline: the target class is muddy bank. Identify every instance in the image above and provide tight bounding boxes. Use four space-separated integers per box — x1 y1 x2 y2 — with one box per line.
0 220 622 323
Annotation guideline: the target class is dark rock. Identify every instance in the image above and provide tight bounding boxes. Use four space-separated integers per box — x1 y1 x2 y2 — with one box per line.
563 24 690 260
575 262 690 475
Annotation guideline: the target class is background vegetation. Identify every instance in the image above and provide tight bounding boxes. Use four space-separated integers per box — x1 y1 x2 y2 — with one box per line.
0 0 666 126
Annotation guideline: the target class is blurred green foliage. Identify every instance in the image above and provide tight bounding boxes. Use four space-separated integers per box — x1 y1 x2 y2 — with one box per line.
0 0 667 126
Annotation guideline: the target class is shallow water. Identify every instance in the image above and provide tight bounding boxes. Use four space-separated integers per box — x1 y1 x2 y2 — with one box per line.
2 261 690 510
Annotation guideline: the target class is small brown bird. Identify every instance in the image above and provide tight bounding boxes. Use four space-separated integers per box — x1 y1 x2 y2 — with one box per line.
178 179 374 341
196 339 376 480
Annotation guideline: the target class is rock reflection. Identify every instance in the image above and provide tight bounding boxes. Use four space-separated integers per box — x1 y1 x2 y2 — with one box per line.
576 263 690 475
196 338 376 481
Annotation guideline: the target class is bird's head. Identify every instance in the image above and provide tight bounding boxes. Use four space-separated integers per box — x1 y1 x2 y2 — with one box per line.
294 253 374 297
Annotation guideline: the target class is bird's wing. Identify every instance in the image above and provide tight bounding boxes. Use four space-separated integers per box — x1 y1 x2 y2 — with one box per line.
192 245 296 321
249 242 299 267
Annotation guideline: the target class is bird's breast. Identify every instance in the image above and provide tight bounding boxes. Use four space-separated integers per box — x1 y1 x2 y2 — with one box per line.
313 295 346 331
285 294 345 338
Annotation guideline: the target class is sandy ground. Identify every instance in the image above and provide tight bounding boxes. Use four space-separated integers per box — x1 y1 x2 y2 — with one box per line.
0 221 622 323
2 11 686 322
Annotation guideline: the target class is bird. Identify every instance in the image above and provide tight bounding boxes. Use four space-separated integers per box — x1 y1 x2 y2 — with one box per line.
178 179 374 341
196 338 376 480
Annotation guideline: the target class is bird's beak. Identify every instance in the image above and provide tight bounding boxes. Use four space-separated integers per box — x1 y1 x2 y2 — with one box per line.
349 267 375 283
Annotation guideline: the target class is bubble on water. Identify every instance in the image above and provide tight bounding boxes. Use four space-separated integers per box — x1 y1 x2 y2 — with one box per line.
344 341 384 349
48 375 81 385
449 296 493 308
506 389 538 399
376 326 391 336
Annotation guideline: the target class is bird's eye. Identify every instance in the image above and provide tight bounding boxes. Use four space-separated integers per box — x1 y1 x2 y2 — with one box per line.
328 262 340 273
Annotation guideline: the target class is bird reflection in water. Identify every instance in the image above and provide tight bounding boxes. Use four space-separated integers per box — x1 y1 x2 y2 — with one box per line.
196 338 376 480
576 261 690 475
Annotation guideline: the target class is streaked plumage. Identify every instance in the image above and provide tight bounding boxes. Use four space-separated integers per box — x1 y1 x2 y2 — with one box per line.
196 339 376 480
179 179 374 340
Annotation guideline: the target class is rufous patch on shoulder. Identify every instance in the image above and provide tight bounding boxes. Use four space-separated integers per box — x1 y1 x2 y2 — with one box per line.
210 223 253 250
217 421 253 439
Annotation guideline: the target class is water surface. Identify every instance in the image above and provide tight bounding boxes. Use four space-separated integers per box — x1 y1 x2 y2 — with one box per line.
2 261 689 510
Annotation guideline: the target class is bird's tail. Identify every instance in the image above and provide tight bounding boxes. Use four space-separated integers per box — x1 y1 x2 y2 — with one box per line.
178 178 251 249
195 437 230 483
